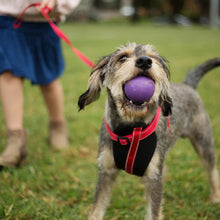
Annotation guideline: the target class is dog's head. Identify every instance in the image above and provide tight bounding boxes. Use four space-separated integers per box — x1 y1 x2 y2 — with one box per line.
78 43 172 121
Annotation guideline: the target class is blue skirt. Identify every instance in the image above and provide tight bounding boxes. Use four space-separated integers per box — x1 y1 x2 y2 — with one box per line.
0 16 65 85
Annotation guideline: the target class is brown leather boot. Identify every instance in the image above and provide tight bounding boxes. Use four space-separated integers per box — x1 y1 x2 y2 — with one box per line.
49 121 69 150
0 129 27 168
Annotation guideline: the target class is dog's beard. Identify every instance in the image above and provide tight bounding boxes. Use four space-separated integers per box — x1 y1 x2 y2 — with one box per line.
122 100 149 118
110 94 158 122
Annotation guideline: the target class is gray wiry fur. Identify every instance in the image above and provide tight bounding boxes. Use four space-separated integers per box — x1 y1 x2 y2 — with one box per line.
78 43 220 220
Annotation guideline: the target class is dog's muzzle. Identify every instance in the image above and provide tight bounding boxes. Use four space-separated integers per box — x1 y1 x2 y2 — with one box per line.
135 56 152 70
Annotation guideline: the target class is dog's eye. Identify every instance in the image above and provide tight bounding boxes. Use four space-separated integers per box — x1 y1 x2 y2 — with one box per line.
118 55 128 63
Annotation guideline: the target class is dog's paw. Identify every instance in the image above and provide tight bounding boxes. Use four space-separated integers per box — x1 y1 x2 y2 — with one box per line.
88 211 104 220
88 216 102 220
210 190 220 203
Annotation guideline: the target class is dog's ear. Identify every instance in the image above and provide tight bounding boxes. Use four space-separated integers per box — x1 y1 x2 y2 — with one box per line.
159 56 170 79
159 95 173 116
78 56 110 110
158 56 173 116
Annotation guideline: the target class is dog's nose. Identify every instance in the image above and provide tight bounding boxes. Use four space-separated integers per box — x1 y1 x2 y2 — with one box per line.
135 56 152 70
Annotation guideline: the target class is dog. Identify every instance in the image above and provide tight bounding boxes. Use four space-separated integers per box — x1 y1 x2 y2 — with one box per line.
78 43 220 220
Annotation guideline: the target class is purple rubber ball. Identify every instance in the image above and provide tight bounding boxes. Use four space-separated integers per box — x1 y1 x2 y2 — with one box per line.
124 76 155 104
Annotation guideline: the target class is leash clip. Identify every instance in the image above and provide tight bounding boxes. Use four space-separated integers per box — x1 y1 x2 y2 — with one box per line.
117 136 129 146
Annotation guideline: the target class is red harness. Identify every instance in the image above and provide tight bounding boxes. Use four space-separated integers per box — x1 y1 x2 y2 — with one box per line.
105 107 163 175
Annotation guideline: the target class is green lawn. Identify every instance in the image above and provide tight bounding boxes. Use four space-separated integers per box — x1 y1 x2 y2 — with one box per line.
0 20 220 220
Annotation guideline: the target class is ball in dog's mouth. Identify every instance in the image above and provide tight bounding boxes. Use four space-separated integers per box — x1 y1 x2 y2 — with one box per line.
124 75 155 105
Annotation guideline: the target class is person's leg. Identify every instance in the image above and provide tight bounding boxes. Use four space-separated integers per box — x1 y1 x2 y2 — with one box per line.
39 79 68 149
0 72 24 130
0 72 27 168
40 79 64 122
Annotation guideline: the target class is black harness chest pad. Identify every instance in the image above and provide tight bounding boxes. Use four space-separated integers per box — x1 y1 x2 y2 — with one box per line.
112 122 157 177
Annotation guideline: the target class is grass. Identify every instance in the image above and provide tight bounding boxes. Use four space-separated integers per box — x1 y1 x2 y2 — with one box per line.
0 20 220 219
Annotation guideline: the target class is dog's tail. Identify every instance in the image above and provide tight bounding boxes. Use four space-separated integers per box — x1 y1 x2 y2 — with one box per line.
183 57 220 89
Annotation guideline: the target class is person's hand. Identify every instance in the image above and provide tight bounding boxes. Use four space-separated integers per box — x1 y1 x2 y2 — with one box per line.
36 0 56 13
40 0 56 11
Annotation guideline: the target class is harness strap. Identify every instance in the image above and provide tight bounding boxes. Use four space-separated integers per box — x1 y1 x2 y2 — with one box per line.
125 127 142 174
104 107 161 146
13 3 95 68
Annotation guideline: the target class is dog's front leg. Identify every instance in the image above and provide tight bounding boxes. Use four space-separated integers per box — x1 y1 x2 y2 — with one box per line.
142 152 164 220
89 147 118 220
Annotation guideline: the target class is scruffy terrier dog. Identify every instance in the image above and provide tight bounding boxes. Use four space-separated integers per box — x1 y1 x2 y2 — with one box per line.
78 43 220 220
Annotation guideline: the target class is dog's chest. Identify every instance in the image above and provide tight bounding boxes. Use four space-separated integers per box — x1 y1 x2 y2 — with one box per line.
111 122 157 176
105 107 161 176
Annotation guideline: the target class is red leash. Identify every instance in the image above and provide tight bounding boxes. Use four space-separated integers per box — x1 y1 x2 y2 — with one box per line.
13 3 95 68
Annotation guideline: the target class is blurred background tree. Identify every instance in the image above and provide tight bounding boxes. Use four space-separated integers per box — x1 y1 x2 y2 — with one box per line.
69 0 219 27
